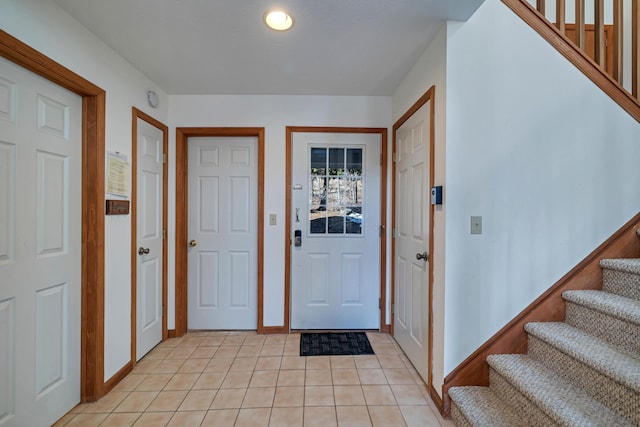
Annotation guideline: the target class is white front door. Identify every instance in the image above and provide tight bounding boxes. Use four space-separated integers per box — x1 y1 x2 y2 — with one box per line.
291 132 381 330
0 56 82 426
187 137 258 330
135 118 164 360
394 100 431 383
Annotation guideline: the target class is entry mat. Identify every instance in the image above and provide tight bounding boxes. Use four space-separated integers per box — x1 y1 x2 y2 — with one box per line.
300 332 375 356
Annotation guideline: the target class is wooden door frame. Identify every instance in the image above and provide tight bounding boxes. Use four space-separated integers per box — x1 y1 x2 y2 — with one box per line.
131 108 168 365
175 127 265 336
0 30 106 401
391 87 436 391
284 126 388 333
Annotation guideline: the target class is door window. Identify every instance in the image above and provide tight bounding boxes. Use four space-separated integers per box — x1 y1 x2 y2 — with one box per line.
309 147 363 235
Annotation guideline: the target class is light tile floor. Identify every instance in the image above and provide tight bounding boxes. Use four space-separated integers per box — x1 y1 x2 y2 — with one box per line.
55 331 454 427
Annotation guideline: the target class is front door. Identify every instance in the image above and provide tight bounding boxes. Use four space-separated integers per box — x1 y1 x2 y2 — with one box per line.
0 56 82 426
135 117 165 360
291 131 381 330
394 99 432 383
187 136 258 330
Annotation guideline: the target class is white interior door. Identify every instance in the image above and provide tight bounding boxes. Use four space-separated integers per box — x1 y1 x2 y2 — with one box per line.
188 136 258 330
136 118 164 360
394 101 431 383
0 56 82 426
291 132 381 330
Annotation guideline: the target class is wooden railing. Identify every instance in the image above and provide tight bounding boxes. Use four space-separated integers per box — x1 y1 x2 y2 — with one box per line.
502 0 640 122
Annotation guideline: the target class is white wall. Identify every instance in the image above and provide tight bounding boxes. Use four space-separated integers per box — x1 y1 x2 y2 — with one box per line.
391 24 449 396
0 0 169 380
167 95 391 328
444 0 640 374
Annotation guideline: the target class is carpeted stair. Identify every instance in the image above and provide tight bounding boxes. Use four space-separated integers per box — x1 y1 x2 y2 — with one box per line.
449 255 640 426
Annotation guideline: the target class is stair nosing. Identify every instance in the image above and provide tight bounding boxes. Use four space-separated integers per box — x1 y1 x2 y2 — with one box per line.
449 386 525 427
525 322 640 390
487 353 632 426
600 258 640 274
563 290 640 325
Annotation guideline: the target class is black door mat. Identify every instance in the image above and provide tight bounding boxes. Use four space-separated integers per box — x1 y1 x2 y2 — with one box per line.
300 332 375 356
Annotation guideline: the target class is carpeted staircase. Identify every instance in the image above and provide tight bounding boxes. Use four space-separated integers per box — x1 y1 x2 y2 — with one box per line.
449 253 640 426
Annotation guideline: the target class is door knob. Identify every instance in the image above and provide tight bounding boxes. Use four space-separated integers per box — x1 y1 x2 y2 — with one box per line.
138 247 150 255
189 240 197 247
416 252 429 261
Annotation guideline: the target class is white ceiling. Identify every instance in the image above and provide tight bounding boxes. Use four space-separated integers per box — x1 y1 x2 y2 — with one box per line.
53 0 484 96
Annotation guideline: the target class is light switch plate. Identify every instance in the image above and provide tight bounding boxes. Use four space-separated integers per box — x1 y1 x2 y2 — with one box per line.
269 214 277 226
471 216 482 234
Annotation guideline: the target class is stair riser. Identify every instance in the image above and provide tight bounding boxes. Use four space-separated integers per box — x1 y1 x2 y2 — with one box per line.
527 336 640 425
565 302 640 355
603 269 640 300
451 403 472 427
489 368 558 427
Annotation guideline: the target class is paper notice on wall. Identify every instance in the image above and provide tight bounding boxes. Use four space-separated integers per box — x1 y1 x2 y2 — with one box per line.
106 151 129 197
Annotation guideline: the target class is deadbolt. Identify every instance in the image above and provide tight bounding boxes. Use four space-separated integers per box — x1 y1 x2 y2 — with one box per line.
416 252 429 261
189 240 197 247
138 247 150 255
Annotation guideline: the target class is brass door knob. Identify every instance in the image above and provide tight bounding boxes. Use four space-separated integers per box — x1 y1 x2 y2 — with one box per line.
416 252 429 261
189 240 197 247
138 247 150 255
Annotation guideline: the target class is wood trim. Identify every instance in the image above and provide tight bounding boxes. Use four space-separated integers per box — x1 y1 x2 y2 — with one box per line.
634 0 640 98
501 0 640 123
175 127 265 336
261 326 289 335
103 361 133 395
390 87 436 392
536 0 546 15
440 211 640 418
284 126 388 333
0 29 106 403
379 130 388 332
131 108 169 367
430 384 443 411
167 329 177 339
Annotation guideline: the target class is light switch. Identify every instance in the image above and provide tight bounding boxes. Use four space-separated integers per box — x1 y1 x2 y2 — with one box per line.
471 216 482 234
269 214 277 226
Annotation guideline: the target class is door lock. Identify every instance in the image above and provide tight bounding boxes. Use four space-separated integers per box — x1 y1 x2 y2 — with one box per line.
416 252 428 261
138 247 150 255
189 240 197 247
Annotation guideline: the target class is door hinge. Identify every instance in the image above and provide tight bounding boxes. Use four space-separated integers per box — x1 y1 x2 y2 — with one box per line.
392 228 398 239
162 153 167 164
379 225 384 237
162 229 166 239
391 303 394 314
380 153 383 165
378 298 382 309
393 153 398 162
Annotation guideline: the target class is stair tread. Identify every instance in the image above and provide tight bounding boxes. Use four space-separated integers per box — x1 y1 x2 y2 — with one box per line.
600 258 640 274
525 322 640 389
563 290 640 325
449 386 526 427
487 354 633 426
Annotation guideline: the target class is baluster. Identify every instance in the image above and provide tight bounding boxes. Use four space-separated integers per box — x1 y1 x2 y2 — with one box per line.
556 0 566 32
595 0 606 67
613 0 623 83
537 0 546 15
634 0 640 97
575 0 585 50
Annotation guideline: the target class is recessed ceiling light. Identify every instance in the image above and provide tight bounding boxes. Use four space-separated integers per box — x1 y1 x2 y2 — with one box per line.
264 9 294 31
